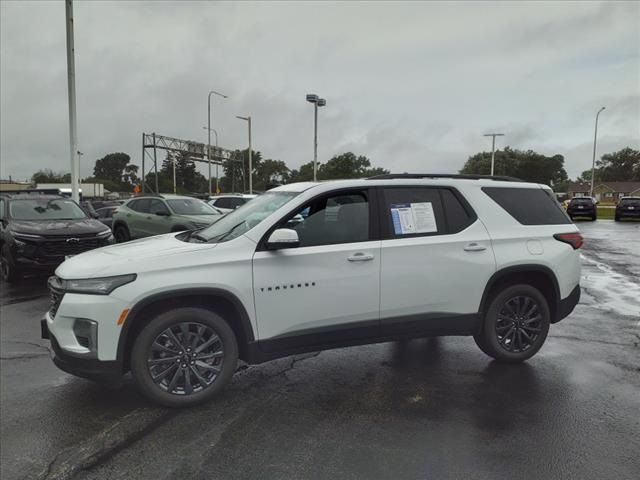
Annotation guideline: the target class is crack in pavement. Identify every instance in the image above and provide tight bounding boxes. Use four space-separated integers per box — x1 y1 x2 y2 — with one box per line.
1 340 51 359
35 407 174 480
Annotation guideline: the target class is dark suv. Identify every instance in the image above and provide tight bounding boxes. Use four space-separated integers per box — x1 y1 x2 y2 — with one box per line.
615 197 640 221
566 197 597 221
0 192 114 282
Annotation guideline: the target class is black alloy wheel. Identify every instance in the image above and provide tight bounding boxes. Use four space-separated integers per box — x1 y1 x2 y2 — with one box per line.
494 296 542 354
147 322 224 396
474 284 550 363
131 307 238 407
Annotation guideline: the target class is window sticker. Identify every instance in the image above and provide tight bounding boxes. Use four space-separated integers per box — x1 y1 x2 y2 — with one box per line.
390 202 437 235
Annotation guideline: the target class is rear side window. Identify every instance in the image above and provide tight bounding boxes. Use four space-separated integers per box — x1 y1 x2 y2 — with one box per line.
440 189 476 233
214 198 231 209
228 198 246 209
483 187 571 225
380 188 446 238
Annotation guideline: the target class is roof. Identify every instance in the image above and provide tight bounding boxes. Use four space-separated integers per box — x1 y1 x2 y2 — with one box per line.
568 181 640 192
0 192 63 199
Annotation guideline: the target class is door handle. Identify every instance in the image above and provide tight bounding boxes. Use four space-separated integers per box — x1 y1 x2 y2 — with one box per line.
464 243 486 252
348 252 375 262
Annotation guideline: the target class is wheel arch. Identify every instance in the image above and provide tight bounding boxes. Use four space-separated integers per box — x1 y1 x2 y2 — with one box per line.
117 288 255 371
479 265 560 323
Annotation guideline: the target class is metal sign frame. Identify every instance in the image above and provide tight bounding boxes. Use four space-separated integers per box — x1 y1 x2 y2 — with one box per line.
141 132 243 194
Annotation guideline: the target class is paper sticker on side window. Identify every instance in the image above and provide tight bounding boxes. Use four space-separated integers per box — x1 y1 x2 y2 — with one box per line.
390 202 437 235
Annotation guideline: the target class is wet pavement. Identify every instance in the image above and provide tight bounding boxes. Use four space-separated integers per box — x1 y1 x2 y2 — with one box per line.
1 220 638 480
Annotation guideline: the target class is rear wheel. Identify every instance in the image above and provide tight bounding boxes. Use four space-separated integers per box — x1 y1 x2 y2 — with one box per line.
615 215 621 222
114 224 130 243
1 245 22 283
474 284 550 363
591 214 597 221
130 307 238 407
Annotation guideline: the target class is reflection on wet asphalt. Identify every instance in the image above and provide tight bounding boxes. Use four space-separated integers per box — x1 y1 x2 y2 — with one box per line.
1 220 638 480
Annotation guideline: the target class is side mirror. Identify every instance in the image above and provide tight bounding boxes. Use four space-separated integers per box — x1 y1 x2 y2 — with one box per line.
266 228 299 250
156 210 170 216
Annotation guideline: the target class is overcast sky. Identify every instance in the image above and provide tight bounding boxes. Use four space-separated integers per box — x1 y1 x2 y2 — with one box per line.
1 0 638 183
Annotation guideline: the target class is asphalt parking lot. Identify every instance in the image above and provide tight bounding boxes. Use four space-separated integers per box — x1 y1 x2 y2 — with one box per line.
1 220 638 480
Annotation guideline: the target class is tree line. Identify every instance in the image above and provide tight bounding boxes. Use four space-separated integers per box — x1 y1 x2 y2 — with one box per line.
30 146 639 195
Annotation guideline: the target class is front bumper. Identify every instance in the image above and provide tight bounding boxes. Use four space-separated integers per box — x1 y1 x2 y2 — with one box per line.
554 285 581 323
41 318 122 381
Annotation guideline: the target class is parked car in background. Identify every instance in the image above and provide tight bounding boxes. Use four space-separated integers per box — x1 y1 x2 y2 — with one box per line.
80 200 99 218
615 197 640 221
0 192 114 282
112 194 224 242
566 197 597 221
208 194 257 213
96 206 120 229
42 175 581 407
91 200 120 210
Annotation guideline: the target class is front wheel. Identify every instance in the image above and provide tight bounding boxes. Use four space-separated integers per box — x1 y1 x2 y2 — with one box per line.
113 224 130 243
130 307 238 407
474 284 550 363
1 245 22 283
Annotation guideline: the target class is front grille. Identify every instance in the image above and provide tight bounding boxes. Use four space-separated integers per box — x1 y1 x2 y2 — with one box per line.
48 276 65 319
40 238 103 257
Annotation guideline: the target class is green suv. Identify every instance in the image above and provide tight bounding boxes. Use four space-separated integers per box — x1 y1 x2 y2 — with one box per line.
112 195 223 242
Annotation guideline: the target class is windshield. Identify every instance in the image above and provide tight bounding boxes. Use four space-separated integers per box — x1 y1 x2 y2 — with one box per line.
196 191 298 242
10 198 87 221
167 198 221 215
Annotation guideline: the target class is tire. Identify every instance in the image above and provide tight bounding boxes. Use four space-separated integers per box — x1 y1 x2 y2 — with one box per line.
1 244 22 283
591 214 597 221
114 224 130 243
474 284 550 363
130 307 238 407
615 215 621 222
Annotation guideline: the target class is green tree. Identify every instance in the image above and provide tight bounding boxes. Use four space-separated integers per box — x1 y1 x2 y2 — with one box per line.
289 162 315 182
579 147 640 182
31 169 71 184
220 149 263 193
93 152 139 190
460 147 568 186
254 159 290 191
318 152 389 180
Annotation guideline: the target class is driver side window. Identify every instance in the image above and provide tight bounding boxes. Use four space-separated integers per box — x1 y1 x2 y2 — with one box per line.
285 190 370 247
149 199 170 215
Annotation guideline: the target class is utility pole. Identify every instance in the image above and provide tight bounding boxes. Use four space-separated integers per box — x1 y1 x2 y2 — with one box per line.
306 94 326 182
483 133 504 176
65 0 80 202
590 107 606 198
236 116 252 194
207 90 227 197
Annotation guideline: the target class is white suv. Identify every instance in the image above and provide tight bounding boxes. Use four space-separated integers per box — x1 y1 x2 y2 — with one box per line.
41 175 582 407
208 194 257 213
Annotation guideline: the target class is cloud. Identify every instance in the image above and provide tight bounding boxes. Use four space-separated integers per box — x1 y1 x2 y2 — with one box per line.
1 0 639 185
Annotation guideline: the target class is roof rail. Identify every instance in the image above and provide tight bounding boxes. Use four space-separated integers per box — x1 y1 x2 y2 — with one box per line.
366 173 523 182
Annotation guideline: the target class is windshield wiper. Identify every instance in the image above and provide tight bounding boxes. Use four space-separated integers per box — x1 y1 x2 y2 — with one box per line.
190 232 208 243
210 221 246 243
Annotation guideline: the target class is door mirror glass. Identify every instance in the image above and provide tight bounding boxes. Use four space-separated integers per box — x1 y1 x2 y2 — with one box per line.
266 228 299 250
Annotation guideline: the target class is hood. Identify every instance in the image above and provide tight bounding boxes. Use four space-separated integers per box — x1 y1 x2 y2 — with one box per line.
177 214 222 226
10 218 109 236
56 232 217 278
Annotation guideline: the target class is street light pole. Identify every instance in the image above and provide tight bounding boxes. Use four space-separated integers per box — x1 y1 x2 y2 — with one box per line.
483 133 505 176
236 116 252 194
65 0 80 202
590 107 606 198
306 94 326 182
202 126 219 192
208 90 227 197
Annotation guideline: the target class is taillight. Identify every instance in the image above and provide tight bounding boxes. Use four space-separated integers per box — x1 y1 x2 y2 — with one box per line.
554 232 583 250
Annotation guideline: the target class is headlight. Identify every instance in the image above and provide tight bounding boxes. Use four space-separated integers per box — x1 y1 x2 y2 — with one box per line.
11 231 42 240
62 274 136 295
96 229 113 237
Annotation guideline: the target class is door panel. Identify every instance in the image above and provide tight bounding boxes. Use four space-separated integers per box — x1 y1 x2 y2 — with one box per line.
380 220 495 319
253 241 381 340
252 188 380 341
